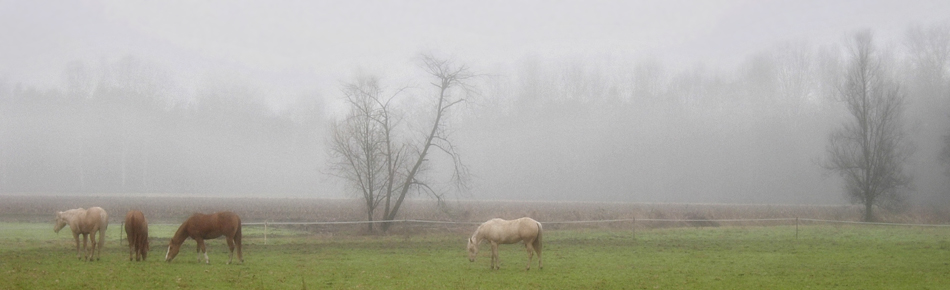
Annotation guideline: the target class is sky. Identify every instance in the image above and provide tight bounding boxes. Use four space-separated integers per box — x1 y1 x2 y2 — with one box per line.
3 0 949 104
1 0 949 203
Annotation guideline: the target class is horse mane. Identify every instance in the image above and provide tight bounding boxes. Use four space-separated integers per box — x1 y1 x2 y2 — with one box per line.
170 218 192 246
55 208 86 232
59 208 87 220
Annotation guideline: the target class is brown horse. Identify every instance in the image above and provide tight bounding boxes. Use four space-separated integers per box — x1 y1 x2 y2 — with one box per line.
54 207 109 261
165 211 244 264
124 210 149 261
468 217 543 270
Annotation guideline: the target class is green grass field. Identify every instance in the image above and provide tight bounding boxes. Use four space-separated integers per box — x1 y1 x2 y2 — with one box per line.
1 223 949 289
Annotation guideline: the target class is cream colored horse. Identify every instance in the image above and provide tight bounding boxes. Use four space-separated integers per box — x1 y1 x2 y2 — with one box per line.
54 207 109 261
467 217 543 270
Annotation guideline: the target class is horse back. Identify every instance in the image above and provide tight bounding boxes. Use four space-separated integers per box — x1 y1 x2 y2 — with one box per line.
186 211 241 239
81 207 107 233
514 217 541 238
125 210 147 236
482 217 541 244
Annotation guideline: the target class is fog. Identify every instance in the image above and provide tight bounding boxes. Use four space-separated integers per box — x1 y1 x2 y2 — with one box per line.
1 1 948 205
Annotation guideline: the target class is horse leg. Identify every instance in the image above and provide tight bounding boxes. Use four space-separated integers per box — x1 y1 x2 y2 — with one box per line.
97 228 105 261
490 242 499 270
81 233 89 261
136 236 144 261
535 238 543 270
525 240 534 271
129 232 135 261
93 231 101 261
196 238 209 264
194 239 201 263
72 233 81 260
226 236 235 265
235 230 243 264
89 231 97 261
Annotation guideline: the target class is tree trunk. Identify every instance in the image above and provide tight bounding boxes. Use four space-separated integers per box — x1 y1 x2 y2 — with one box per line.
380 85 448 232
366 210 374 233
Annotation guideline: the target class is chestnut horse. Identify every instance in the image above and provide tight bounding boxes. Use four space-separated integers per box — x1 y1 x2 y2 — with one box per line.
467 217 543 270
124 210 149 261
165 211 244 264
54 207 109 261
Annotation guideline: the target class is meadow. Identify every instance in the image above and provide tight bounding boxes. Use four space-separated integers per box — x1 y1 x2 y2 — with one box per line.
2 195 950 289
1 222 949 289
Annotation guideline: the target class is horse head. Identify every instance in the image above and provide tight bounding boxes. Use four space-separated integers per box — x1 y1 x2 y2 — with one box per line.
53 212 67 233
165 241 181 262
467 236 479 262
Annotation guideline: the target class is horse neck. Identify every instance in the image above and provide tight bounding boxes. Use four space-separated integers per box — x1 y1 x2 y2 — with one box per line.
60 208 86 222
473 225 489 244
60 209 87 229
170 223 189 245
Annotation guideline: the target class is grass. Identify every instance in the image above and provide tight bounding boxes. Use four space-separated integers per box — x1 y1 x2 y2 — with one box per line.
1 223 949 289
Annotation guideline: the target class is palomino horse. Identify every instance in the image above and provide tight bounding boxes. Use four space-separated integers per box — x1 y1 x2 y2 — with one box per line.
165 211 244 264
467 217 543 270
124 210 149 261
54 207 109 261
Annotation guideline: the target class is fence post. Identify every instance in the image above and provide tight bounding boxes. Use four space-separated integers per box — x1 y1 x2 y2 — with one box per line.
795 217 799 240
264 221 268 245
632 217 636 240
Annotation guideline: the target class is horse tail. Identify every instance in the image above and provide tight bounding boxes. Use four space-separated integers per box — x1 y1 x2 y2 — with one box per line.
99 210 108 248
537 222 543 251
235 219 243 243
535 221 543 251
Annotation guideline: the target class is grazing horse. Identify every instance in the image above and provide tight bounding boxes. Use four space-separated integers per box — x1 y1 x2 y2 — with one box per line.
54 207 109 261
467 217 543 270
124 210 150 261
165 211 244 264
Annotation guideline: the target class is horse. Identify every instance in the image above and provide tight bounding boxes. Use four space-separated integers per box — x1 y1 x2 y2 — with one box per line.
165 211 244 264
124 210 150 261
54 207 109 261
467 217 543 270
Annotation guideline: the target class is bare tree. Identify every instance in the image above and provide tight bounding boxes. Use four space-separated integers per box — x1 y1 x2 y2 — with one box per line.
328 54 474 232
328 74 402 232
379 54 474 231
825 31 913 221
905 22 950 94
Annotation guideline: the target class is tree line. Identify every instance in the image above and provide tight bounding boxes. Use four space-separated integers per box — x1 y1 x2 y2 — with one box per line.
1 23 948 225
0 56 326 195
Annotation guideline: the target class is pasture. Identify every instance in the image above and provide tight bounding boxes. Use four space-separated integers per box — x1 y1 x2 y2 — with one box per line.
2 221 949 289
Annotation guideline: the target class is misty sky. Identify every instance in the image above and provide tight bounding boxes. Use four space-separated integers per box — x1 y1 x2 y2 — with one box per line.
2 1 949 204
4 0 948 106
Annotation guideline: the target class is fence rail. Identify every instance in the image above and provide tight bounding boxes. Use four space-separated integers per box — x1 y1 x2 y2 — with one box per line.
125 218 950 245
229 218 950 227
144 218 950 227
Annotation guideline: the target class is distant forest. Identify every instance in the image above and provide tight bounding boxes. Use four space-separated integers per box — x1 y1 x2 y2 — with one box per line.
0 57 326 194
